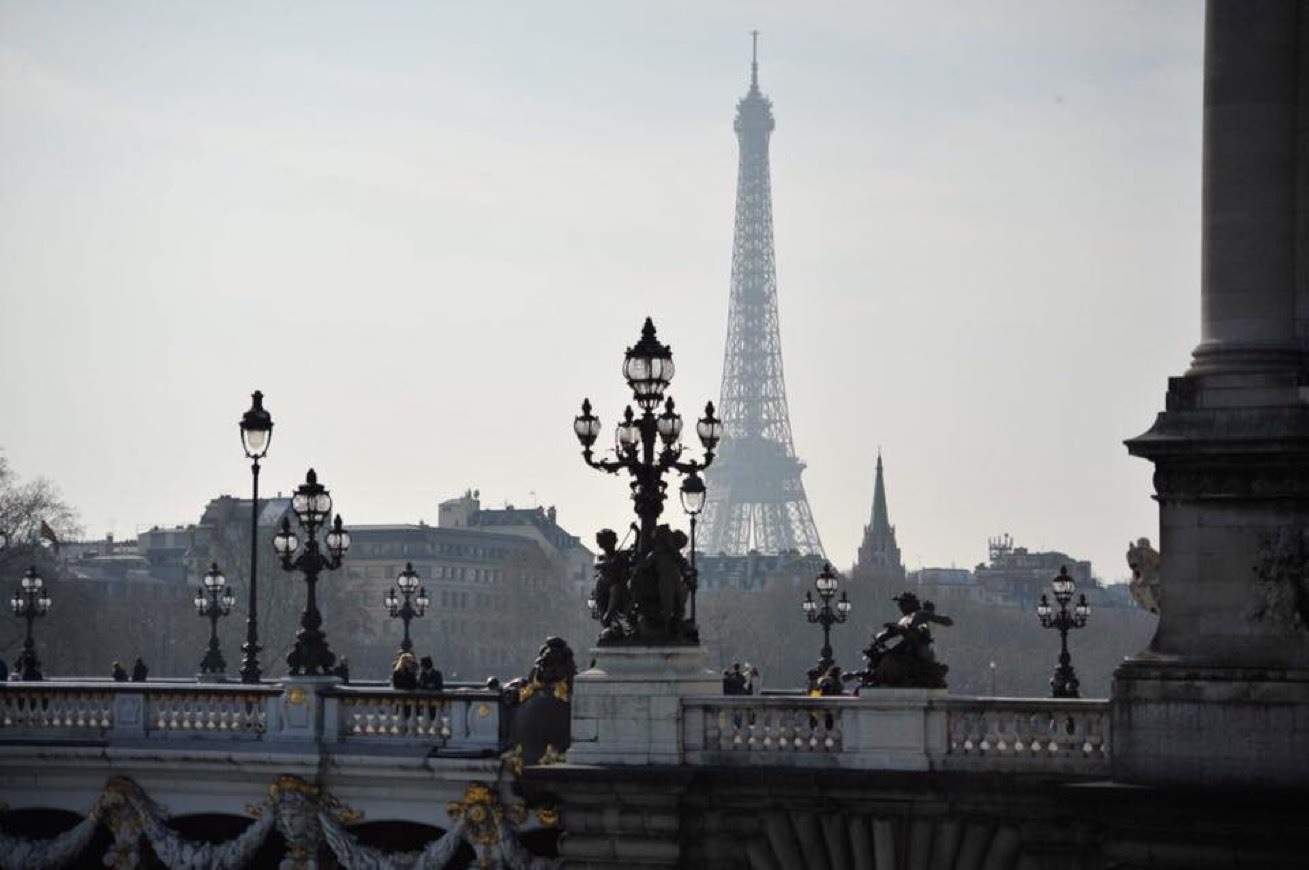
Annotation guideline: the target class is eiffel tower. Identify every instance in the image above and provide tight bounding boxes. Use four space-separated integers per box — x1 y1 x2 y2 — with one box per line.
699 34 825 558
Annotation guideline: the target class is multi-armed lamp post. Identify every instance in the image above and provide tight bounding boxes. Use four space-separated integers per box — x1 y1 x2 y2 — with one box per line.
195 562 236 680
238 391 273 684
274 469 350 676
10 566 52 680
385 562 429 655
1037 565 1090 698
573 317 722 642
802 563 851 674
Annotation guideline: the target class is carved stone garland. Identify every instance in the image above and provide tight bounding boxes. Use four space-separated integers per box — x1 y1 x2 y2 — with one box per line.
0 772 561 870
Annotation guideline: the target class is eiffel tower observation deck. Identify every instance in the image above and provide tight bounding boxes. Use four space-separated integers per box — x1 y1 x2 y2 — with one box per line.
699 34 825 558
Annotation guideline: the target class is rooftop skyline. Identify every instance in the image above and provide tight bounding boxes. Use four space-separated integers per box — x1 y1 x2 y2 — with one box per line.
0 2 1204 582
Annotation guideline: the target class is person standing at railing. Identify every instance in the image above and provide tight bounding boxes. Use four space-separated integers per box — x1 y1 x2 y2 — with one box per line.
418 656 443 691
391 652 418 690
111 661 128 682
18 650 42 681
332 656 350 684
722 663 746 695
131 658 148 682
0 655 8 683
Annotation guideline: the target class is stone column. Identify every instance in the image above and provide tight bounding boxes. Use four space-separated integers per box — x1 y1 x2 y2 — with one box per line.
1119 0 1309 786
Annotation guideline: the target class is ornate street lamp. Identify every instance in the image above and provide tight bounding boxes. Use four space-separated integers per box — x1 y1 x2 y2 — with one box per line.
679 470 706 625
1037 565 1090 698
802 563 851 674
385 561 429 654
274 468 350 676
238 390 273 683
10 566 52 680
195 562 237 680
573 317 722 643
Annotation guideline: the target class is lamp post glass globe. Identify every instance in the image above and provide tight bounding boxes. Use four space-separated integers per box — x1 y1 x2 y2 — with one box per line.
657 398 683 445
325 515 350 559
239 390 274 460
814 564 838 598
1051 565 1075 605
680 471 706 516
623 317 675 410
574 399 601 448
695 403 723 452
273 518 299 556
397 562 419 592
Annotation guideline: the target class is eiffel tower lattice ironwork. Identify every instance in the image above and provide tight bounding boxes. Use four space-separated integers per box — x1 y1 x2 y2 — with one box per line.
699 34 825 558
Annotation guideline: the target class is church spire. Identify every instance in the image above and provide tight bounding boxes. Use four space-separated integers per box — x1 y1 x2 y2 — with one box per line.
870 451 891 535
853 451 906 588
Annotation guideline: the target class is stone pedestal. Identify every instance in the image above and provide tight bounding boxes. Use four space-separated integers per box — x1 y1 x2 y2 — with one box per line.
1114 662 1309 787
567 645 717 766
1118 0 1309 788
270 675 339 742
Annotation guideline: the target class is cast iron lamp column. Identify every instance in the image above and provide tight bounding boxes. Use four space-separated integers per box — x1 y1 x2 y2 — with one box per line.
1037 565 1089 698
385 562 429 655
10 566 52 679
572 317 723 639
238 390 273 683
274 468 350 676
679 470 706 624
195 562 237 679
802 563 850 673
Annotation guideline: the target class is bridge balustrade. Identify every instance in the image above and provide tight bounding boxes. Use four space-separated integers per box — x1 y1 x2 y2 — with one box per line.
0 681 505 755
681 693 1110 775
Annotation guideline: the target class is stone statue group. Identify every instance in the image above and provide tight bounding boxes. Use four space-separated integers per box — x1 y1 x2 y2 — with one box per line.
845 591 954 690
590 525 698 645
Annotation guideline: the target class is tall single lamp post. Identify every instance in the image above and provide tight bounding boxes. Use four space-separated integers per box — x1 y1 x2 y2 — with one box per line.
802 562 850 674
274 468 350 676
1037 565 1089 698
10 566 52 680
679 470 706 625
238 390 273 683
572 317 722 643
385 562 429 654
195 562 237 680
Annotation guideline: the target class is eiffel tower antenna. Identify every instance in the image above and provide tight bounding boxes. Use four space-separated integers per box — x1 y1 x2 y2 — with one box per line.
750 30 759 89
699 36 825 557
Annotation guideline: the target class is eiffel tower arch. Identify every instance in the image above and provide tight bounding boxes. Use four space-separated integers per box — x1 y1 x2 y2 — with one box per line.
699 35 825 558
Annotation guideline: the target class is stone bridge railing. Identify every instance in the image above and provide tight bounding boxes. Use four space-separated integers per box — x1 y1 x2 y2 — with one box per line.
2 681 1108 776
682 691 1110 775
0 680 505 754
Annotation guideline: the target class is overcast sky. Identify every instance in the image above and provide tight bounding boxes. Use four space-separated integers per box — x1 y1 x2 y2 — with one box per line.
0 1 1203 583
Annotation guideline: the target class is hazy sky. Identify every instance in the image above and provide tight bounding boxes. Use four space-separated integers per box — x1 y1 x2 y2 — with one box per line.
0 1 1203 583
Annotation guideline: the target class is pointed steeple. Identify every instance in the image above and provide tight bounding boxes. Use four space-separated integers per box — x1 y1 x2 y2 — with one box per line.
853 451 905 587
871 451 892 535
